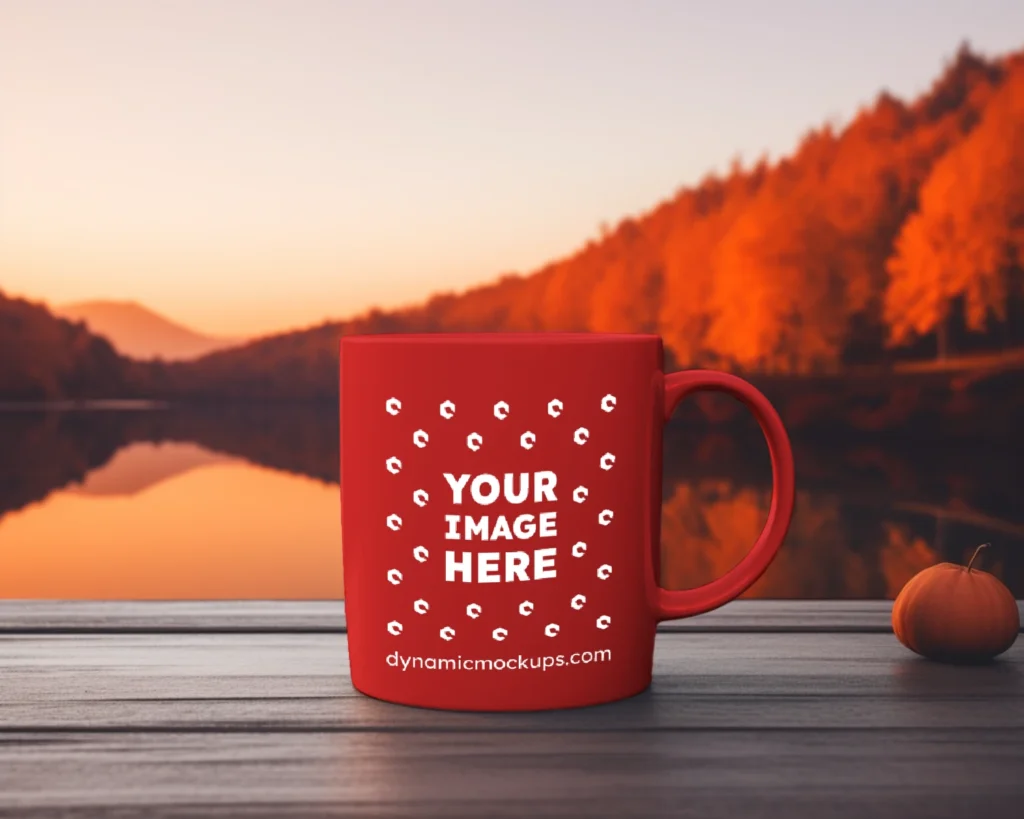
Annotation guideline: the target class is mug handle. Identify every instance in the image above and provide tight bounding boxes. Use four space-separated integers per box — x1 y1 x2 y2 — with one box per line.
651 370 796 620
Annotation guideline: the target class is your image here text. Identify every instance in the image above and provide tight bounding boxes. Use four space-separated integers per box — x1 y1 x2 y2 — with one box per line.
441 470 562 582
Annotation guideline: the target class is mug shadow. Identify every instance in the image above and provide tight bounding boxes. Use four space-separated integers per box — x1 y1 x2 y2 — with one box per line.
344 680 664 730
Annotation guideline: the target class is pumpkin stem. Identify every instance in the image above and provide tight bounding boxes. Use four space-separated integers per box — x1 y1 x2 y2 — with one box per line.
966 543 991 573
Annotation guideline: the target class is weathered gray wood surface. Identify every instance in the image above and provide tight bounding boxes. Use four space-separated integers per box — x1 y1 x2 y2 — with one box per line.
1 603 1022 818
6 599 1021 633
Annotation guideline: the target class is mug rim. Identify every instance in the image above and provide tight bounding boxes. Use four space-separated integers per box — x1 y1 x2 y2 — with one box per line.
341 331 661 345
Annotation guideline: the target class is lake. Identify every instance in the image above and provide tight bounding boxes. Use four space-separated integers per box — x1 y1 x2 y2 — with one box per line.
1 404 1021 599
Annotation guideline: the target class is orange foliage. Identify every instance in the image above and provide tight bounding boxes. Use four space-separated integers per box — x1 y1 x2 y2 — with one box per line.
658 170 766 367
880 523 939 598
886 62 1024 344
703 170 849 372
165 44 1016 400
659 482 952 599
659 481 875 598
587 218 664 334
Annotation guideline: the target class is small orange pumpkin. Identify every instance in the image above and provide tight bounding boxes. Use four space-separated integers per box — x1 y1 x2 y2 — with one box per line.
892 543 1019 663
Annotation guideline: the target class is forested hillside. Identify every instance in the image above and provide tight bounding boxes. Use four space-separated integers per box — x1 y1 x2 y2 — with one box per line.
3 45 1023 404
163 46 1024 400
0 291 133 401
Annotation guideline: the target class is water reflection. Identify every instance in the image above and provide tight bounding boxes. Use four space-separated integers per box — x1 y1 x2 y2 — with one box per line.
0 406 1021 599
0 439 342 599
69 441 234 496
659 482 960 598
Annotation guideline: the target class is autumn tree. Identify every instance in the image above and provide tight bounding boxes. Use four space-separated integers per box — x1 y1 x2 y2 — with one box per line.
885 63 1024 355
586 218 664 334
699 130 858 373
656 168 767 367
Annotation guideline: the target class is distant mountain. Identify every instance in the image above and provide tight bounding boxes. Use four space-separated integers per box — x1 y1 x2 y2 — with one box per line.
55 300 243 361
165 44 1024 401
0 290 135 401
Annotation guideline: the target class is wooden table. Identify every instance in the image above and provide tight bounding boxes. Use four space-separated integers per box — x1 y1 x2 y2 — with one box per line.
1 601 1022 818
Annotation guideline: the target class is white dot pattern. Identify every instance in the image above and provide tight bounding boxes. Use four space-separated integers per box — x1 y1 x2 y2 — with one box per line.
382 394 619 642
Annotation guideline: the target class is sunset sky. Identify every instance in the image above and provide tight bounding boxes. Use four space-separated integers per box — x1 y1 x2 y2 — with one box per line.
2 0 1023 338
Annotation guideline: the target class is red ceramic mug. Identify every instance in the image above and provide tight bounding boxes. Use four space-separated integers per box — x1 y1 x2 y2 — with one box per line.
340 333 795 711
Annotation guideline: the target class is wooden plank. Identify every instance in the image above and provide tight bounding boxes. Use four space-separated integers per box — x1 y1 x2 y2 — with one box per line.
0 632 1021 817
0 633 1020 731
0 729 1021 818
8 599 1016 634
0 601 345 634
